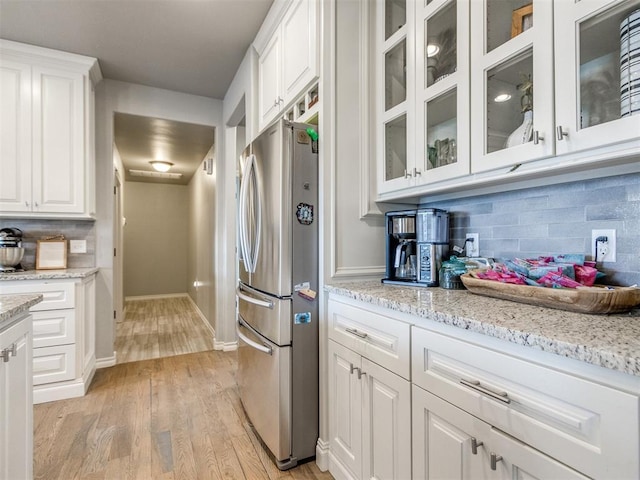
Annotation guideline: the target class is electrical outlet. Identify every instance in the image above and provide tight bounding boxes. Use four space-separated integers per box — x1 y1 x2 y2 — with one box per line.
466 233 480 257
69 239 87 254
591 229 616 263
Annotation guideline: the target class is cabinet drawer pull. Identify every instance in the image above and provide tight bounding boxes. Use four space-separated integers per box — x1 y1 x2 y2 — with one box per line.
556 125 568 141
533 130 544 144
490 453 503 470
460 378 511 404
1 347 11 363
470 437 483 455
345 327 368 339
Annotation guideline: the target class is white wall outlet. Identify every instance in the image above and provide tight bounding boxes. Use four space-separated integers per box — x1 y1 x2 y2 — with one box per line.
466 233 480 257
69 239 87 254
591 229 616 263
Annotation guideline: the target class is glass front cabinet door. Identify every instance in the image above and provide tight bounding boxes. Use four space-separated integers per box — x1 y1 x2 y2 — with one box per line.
377 0 414 194
470 0 554 174
415 0 470 185
554 0 640 156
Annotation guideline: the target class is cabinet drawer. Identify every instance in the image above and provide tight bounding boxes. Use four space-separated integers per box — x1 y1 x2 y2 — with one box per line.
32 309 75 348
328 298 410 379
0 281 75 310
411 327 639 479
33 344 75 385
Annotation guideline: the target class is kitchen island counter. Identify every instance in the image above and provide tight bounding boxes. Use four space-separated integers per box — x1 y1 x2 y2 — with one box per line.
325 280 640 377
0 294 42 326
0 267 99 281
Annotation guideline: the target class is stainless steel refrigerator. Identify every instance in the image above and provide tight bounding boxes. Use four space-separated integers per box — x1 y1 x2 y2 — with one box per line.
236 119 319 470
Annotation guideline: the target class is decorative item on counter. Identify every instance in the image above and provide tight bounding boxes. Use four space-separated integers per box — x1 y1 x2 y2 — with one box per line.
505 74 534 148
36 234 67 270
621 9 640 118
439 256 468 290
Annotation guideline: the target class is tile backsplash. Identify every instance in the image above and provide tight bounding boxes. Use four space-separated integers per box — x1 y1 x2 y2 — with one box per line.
0 219 95 270
421 172 640 286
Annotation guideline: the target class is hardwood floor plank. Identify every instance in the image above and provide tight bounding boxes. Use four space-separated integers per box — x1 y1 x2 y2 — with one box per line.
35 296 333 480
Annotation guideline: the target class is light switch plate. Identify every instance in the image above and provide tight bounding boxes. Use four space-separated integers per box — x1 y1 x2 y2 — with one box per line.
69 239 87 254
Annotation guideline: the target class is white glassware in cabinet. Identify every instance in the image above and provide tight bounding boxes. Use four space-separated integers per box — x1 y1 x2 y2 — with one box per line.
414 0 470 185
554 0 640 156
470 0 554 174
0 314 33 480
377 0 416 194
0 40 101 218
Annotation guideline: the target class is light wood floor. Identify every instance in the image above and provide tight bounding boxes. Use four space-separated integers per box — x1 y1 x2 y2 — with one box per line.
116 296 216 364
34 349 333 480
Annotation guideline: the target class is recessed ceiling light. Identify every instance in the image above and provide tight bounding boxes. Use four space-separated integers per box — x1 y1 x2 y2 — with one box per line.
426 44 440 57
494 93 512 103
149 160 173 172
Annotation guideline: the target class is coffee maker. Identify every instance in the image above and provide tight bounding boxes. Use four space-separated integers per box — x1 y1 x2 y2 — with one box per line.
383 210 418 285
383 208 449 286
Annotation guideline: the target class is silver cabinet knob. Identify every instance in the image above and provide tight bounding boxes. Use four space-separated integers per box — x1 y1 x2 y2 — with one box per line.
490 453 503 470
470 437 483 455
404 169 411 179
556 126 568 141
413 168 421 177
1 348 10 363
533 130 544 144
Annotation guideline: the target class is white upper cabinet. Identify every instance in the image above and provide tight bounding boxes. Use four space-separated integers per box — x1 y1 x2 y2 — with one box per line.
257 0 319 131
470 0 554 173
0 40 102 218
554 0 640 155
377 0 471 196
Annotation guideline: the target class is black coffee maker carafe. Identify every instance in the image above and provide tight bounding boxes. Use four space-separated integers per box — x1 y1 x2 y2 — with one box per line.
382 210 418 284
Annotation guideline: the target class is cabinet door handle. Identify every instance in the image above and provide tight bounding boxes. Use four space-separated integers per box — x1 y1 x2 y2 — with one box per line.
1 348 10 363
345 327 368 339
404 169 411 179
25 201 29 207
350 364 357 375
533 130 544 144
9 343 17 357
460 378 511 404
470 437 483 455
357 369 366 379
556 125 568 141
490 453 503 470
413 167 421 177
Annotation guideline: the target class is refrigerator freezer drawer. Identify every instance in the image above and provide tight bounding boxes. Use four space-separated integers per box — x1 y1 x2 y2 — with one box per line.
237 283 292 346
237 317 292 464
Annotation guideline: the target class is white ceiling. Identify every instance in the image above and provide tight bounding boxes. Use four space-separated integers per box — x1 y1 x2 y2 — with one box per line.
0 0 273 183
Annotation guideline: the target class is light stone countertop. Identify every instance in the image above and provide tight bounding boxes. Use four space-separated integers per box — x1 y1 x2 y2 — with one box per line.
0 294 42 326
325 280 640 377
0 267 99 281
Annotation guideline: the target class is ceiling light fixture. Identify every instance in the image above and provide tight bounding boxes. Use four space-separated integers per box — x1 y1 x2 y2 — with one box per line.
426 44 440 57
130 169 182 179
494 93 512 103
149 160 173 172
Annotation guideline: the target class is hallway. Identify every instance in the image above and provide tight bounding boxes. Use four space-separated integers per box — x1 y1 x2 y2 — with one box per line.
115 296 215 364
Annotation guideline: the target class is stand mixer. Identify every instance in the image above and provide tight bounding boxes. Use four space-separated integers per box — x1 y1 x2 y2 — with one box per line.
0 228 25 272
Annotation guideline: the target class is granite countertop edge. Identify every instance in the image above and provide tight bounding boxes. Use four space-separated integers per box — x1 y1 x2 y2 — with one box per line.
0 267 99 281
0 294 43 324
325 281 640 377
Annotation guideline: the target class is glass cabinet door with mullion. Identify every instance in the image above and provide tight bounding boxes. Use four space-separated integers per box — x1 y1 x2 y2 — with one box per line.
377 0 415 194
554 0 640 157
415 0 470 185
470 0 554 174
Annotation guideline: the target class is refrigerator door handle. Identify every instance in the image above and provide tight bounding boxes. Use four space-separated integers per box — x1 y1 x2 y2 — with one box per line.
240 154 262 274
237 318 273 355
236 285 274 309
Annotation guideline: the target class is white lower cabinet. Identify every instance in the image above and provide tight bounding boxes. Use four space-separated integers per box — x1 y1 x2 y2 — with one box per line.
0 275 96 403
413 385 589 480
0 312 33 480
327 296 411 480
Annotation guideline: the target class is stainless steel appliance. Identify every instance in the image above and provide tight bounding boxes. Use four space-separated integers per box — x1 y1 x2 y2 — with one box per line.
236 119 318 470
383 208 449 286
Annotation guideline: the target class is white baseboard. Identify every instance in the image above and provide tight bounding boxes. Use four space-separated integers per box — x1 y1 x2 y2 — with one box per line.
185 294 216 336
329 453 355 480
95 351 117 368
215 339 238 352
125 293 189 301
315 438 331 471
